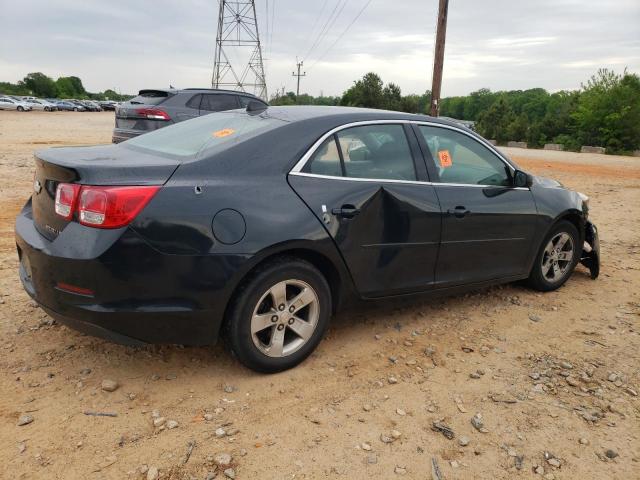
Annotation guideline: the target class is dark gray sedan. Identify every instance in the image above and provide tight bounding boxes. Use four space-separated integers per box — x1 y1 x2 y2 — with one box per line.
16 106 599 373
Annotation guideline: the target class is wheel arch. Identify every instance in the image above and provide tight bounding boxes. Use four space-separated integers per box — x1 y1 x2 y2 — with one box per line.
551 209 586 243
220 241 356 335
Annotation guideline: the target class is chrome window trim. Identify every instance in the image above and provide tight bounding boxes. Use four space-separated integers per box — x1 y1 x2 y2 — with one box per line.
289 119 518 177
289 171 530 191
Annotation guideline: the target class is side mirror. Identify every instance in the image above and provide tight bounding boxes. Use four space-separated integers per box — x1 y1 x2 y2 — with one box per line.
513 170 533 188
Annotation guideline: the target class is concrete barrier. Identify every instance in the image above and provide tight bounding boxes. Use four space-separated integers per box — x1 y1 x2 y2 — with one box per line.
544 143 564 151
487 139 497 146
580 146 606 154
507 141 527 148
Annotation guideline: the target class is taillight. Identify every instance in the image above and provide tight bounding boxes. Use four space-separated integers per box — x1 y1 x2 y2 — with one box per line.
136 108 171 120
54 184 159 228
54 183 80 219
78 186 160 228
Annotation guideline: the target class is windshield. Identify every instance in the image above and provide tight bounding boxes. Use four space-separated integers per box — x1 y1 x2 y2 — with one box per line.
124 111 285 158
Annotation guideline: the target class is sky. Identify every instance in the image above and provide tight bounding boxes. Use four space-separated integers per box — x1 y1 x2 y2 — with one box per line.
1 0 639 99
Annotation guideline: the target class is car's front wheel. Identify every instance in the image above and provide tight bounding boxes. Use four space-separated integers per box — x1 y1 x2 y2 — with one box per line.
528 220 580 291
17 106 24 112
226 257 331 373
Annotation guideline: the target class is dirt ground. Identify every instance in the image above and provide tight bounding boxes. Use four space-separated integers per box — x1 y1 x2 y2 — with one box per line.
0 111 638 480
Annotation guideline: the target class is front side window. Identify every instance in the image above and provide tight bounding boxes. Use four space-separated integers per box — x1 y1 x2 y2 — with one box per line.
418 125 511 186
201 94 239 112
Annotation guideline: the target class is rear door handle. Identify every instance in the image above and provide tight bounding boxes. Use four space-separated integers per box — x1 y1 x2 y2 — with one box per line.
332 205 361 219
447 206 470 218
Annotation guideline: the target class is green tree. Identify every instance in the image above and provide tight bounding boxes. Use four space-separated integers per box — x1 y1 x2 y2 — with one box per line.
56 76 87 98
382 82 402 111
21 72 57 97
572 69 640 153
341 72 385 108
476 98 514 143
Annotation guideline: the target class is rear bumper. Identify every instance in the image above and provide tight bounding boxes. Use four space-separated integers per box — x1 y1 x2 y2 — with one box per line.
112 128 141 143
15 201 244 346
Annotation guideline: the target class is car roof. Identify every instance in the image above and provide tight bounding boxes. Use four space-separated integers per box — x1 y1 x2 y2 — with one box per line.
138 88 262 98
261 105 464 129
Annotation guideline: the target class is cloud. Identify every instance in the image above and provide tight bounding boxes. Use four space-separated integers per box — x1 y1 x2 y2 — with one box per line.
0 0 638 98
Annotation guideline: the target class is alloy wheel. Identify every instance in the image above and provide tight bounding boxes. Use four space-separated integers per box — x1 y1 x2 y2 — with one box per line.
541 232 574 282
250 279 319 357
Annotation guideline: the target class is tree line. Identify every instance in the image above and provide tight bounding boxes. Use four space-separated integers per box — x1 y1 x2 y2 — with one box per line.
0 72 132 101
4 69 638 154
271 69 640 155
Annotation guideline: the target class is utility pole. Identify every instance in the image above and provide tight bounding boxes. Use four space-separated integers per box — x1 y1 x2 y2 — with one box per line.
292 60 306 100
429 0 449 117
212 0 267 100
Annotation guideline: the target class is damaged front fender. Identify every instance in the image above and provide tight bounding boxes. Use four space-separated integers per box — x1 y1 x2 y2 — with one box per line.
580 221 600 279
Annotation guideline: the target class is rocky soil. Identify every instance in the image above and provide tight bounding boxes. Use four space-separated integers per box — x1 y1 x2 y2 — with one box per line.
0 111 638 479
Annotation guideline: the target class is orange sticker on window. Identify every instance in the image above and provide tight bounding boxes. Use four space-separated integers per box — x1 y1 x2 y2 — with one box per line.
438 150 452 168
212 128 235 138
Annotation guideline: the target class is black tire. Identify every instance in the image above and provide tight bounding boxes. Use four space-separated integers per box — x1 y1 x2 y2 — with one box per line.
528 220 580 292
225 256 331 373
73 107 79 112
44 107 50 111
17 106 24 112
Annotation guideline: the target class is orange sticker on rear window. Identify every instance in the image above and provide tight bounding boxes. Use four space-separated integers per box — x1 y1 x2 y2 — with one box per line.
212 128 235 138
438 150 452 168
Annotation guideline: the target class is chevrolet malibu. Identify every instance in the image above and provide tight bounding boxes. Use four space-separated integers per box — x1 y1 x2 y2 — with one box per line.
15 105 600 372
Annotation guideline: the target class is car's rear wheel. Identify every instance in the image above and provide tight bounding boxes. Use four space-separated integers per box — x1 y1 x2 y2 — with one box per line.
528 220 580 291
17 106 24 112
73 107 79 112
226 257 331 373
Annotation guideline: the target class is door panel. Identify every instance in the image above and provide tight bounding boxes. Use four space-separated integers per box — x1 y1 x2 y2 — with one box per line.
289 174 441 297
434 185 537 286
413 123 539 287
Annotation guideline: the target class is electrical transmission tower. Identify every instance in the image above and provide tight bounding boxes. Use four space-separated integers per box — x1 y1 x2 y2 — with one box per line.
212 1 267 100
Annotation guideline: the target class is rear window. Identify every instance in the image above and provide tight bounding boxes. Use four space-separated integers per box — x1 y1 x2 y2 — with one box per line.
123 111 284 158
129 90 172 106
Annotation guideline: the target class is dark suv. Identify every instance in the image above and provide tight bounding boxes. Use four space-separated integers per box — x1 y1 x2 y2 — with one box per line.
112 88 268 143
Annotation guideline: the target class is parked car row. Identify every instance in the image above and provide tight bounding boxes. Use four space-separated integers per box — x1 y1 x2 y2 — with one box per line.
0 95 120 112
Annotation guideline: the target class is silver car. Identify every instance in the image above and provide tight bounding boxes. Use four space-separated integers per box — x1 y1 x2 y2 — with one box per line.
24 99 58 111
0 97 32 111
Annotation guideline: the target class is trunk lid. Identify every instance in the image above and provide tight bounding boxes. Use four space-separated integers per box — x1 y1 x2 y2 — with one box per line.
32 144 180 241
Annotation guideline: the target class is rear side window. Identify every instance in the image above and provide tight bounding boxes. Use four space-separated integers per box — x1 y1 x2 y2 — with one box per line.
124 111 284 158
185 94 202 109
238 96 267 108
304 137 343 177
129 90 171 106
201 94 239 112
303 124 417 181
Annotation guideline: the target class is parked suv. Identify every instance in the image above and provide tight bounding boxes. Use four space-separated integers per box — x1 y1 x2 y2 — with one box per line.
112 88 268 143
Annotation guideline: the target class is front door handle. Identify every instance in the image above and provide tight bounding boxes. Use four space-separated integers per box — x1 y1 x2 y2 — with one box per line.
447 206 470 218
332 204 361 219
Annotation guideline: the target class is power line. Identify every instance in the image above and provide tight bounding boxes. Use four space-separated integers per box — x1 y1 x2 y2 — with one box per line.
269 0 276 55
308 0 374 71
303 0 347 62
297 0 329 59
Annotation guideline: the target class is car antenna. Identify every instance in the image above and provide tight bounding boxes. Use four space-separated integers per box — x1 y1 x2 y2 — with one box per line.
246 100 267 116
